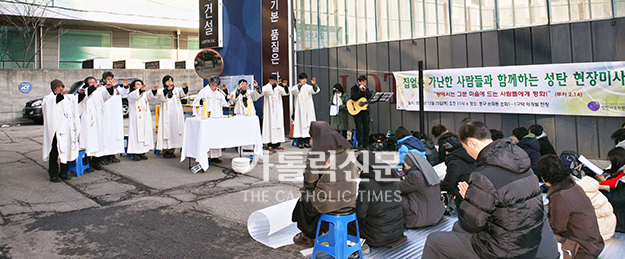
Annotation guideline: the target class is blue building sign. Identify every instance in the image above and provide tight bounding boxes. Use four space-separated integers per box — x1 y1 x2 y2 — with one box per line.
19 82 32 94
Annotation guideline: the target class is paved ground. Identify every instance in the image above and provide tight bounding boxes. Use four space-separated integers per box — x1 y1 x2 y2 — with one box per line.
0 119 308 259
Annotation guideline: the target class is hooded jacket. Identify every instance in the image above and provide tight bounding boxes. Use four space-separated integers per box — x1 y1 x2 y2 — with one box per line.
458 139 544 259
577 176 617 241
441 147 476 208
397 136 426 165
547 176 605 258
355 153 405 247
517 134 542 179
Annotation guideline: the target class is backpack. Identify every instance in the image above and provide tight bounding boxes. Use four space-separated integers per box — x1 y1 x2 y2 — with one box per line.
560 150 584 179
412 132 439 166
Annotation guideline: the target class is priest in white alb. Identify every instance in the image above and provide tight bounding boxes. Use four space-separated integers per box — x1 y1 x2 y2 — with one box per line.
101 72 125 164
261 74 289 151
228 79 262 116
155 75 188 159
42 79 81 182
127 79 157 161
192 76 230 163
290 73 320 148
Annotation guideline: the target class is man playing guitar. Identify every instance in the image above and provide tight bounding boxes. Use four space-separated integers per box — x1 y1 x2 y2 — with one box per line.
350 75 373 149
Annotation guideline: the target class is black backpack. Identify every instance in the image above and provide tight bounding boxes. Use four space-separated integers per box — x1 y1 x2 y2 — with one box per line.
412 132 439 166
560 150 584 179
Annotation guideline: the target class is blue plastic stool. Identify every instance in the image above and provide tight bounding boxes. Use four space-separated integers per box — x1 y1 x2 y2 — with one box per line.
312 212 363 259
292 138 300 147
68 150 90 177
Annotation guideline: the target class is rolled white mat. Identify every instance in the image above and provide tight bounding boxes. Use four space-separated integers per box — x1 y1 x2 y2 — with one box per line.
247 198 300 249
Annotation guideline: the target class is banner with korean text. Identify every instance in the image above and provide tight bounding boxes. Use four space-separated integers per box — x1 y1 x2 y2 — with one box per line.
393 62 625 117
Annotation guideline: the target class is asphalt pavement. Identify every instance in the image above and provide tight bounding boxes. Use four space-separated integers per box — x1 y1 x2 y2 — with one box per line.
0 119 307 259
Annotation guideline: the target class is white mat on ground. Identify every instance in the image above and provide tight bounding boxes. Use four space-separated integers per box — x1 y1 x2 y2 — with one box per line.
247 198 300 249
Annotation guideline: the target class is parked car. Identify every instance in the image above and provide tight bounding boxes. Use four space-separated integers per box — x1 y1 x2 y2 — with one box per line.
22 78 137 124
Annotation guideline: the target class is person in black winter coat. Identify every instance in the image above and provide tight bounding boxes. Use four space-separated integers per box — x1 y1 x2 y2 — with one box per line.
600 174 625 233
432 124 457 164
440 137 476 209
400 152 445 229
350 75 373 148
423 120 547 259
528 124 557 157
355 152 407 247
514 127 542 180
413 131 439 166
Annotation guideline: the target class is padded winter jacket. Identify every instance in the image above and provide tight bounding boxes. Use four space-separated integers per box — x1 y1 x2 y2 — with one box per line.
441 147 476 208
547 176 605 258
577 176 617 240
399 165 445 228
397 136 426 165
517 136 542 179
356 171 405 247
458 139 544 259
601 176 625 233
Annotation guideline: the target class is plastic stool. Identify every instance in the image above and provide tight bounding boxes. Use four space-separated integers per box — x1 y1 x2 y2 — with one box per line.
292 138 300 147
312 212 363 259
68 150 90 177
120 136 131 157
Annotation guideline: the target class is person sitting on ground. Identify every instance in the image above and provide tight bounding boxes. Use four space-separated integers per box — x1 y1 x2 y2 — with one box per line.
611 129 625 149
489 129 504 141
431 124 457 164
412 131 439 166
576 175 617 241
399 151 445 229
598 147 625 187
597 147 625 233
537 154 605 258
440 137 476 209
354 152 406 248
292 121 358 247
513 127 542 179
529 124 557 156
395 126 426 167
423 120 545 259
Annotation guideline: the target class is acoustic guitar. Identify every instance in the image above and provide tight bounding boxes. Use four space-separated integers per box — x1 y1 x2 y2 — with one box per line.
347 97 369 115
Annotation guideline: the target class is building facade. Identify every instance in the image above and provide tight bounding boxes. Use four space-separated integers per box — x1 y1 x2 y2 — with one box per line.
0 0 200 69
294 0 625 159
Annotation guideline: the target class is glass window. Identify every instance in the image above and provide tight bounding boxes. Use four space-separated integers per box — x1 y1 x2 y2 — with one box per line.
437 0 450 35
399 0 412 39
482 0 497 30
366 0 377 43
549 0 613 23
590 0 612 19
378 0 389 41
550 0 569 23
413 0 426 38
452 0 467 33
467 0 481 32
130 33 173 61
387 0 400 40
0 27 36 68
498 0 547 29
617 0 625 17
187 36 199 60
60 30 111 69
334 0 346 46
346 0 357 45
319 0 329 48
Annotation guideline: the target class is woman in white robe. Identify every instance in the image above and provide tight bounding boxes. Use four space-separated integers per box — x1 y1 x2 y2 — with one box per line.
155 75 188 158
229 79 262 116
290 73 320 148
42 79 81 182
262 76 289 151
127 80 157 161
